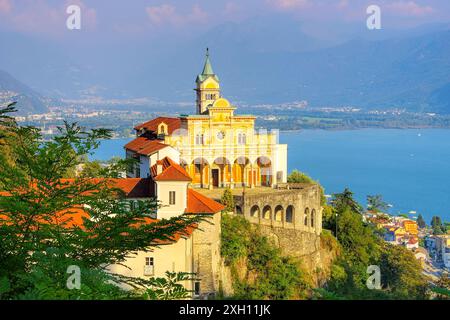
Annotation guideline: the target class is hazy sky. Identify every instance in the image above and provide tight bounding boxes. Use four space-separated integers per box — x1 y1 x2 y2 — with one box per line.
0 0 449 41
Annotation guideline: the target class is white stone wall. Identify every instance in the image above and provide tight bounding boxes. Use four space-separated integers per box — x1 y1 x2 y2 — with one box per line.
156 181 189 219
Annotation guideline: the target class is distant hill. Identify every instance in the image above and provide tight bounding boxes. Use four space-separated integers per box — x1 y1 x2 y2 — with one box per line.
0 19 448 114
0 70 48 115
151 29 450 113
131 27 450 114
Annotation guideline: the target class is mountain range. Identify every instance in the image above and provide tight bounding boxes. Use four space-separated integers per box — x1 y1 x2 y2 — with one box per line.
0 17 449 114
0 70 48 115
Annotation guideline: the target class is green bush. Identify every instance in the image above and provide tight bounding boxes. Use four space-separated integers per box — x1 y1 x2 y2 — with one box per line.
221 214 308 299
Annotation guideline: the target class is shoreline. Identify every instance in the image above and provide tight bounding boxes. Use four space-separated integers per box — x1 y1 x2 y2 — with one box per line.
106 127 450 140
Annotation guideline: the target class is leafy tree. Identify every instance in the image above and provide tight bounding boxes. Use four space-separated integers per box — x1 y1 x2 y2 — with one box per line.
331 188 363 215
431 216 446 235
220 188 235 212
379 244 428 299
325 188 428 300
80 160 104 177
417 214 426 229
366 194 389 213
221 214 251 264
143 272 195 300
287 170 314 184
0 105 201 299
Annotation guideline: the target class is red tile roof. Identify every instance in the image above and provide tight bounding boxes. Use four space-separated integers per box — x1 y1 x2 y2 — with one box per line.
151 157 191 182
185 188 225 215
124 137 169 156
134 117 181 135
109 178 154 198
0 178 153 198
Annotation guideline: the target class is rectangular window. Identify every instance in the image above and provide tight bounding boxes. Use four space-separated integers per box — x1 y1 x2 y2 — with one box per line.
194 282 201 296
169 191 176 205
144 257 154 276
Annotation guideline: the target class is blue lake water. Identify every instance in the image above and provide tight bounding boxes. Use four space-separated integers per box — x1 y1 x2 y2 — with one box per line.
91 129 450 223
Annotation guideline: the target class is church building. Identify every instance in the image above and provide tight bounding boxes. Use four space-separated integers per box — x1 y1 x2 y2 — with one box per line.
125 49 288 189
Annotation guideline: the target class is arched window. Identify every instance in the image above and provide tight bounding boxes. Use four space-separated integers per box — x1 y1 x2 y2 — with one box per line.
250 205 260 218
263 205 272 220
286 205 294 223
311 209 316 228
235 206 243 215
237 133 247 145
274 205 283 222
195 134 204 145
304 208 309 226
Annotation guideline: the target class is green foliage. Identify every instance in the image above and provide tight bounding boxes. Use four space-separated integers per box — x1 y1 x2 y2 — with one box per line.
80 157 135 179
331 188 363 215
324 188 429 300
367 194 389 212
417 214 426 229
0 106 201 300
221 214 308 299
288 170 326 205
143 272 195 300
287 170 314 184
431 216 446 235
379 244 428 299
221 214 251 264
220 188 235 212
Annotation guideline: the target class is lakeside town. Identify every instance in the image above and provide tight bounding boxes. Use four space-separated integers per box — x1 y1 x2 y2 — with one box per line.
364 211 449 280
10 101 450 141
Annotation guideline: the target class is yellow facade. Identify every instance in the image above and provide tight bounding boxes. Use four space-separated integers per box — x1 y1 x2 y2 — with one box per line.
403 220 418 235
163 50 288 189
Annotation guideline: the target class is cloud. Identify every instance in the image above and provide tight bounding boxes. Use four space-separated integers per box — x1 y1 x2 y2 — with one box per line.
146 4 208 27
267 0 311 10
386 1 434 16
0 0 11 14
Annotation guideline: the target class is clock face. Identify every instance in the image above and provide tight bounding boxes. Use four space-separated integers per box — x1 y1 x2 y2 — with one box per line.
217 130 225 140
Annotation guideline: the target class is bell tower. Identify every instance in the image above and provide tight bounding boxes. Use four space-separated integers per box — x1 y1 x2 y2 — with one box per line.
195 48 220 115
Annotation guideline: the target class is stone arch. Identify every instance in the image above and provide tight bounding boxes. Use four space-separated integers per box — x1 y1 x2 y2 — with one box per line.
311 209 316 227
262 205 272 220
304 207 310 226
250 205 260 218
256 156 272 186
274 205 284 222
233 157 250 186
286 205 294 223
213 157 231 187
192 157 209 187
235 205 243 215
157 122 168 135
